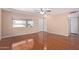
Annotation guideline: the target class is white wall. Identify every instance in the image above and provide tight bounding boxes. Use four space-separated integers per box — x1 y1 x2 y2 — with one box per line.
2 10 40 38
46 13 69 36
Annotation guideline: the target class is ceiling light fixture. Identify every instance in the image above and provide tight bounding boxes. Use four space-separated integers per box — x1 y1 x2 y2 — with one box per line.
39 8 52 17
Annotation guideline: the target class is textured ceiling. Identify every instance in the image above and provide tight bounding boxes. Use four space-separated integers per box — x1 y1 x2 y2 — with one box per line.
2 8 79 15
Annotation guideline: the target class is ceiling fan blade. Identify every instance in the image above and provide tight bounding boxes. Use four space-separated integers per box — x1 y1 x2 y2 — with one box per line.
70 11 79 14
41 8 43 12
46 10 51 12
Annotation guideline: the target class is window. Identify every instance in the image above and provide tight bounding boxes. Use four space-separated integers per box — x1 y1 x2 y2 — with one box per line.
27 20 34 28
13 19 34 28
13 20 26 27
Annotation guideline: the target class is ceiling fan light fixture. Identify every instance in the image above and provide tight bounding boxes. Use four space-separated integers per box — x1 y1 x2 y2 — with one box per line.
43 14 47 17
40 11 45 15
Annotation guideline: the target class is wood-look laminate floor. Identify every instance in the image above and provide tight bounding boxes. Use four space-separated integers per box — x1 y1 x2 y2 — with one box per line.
0 32 79 50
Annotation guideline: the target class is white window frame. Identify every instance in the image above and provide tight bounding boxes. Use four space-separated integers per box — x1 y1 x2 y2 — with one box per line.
13 19 27 28
12 19 34 28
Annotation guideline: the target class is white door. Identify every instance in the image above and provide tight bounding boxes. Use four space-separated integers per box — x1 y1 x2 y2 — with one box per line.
70 17 79 34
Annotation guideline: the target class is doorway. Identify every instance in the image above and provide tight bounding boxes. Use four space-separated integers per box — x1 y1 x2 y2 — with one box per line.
69 16 79 35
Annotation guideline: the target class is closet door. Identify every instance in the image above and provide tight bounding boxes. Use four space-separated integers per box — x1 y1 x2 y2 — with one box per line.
70 17 79 34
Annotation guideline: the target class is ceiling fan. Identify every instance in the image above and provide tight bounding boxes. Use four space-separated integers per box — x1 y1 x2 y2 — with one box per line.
34 8 52 15
70 11 79 14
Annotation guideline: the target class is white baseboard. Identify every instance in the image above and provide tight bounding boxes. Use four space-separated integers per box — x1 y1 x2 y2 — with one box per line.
2 32 39 39
2 31 69 39
47 31 69 36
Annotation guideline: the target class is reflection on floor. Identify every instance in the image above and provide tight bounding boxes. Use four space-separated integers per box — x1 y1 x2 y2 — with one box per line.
0 32 79 50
